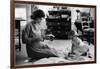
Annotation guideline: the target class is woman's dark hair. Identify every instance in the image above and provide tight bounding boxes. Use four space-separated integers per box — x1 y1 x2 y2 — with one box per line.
31 9 45 19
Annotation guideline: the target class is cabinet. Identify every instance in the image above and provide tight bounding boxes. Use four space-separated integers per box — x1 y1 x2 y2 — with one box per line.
46 9 71 39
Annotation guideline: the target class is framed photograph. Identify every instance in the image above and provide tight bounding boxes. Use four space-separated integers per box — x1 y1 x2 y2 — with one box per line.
10 0 96 69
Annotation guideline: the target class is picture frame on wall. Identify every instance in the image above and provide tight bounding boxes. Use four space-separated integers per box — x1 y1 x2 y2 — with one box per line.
10 0 96 69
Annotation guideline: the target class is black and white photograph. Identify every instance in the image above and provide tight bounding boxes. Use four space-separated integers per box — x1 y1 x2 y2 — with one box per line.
13 2 96 67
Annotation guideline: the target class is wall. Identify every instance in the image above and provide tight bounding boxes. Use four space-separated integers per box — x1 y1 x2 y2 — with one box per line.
15 3 95 32
0 0 99 69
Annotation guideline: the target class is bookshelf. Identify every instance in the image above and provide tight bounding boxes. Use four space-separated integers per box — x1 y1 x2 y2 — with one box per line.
46 8 71 39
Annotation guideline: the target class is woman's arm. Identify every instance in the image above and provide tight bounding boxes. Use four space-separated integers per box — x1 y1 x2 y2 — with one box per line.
22 24 42 44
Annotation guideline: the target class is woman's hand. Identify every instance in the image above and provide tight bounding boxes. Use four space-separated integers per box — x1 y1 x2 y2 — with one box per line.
45 34 55 41
42 44 50 49
40 41 50 49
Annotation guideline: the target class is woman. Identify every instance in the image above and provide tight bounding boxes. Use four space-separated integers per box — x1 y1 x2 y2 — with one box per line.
22 9 58 62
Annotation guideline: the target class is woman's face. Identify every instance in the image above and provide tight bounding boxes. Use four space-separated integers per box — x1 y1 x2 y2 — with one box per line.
35 18 43 24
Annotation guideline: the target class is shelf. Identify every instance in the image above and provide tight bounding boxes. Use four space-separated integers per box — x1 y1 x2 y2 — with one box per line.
46 9 71 39
48 10 71 15
46 18 71 22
